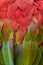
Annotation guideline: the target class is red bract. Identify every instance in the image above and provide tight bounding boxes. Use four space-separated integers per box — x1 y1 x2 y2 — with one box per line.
0 0 43 45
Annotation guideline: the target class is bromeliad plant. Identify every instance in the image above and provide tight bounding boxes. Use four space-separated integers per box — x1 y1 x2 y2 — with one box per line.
0 0 43 65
